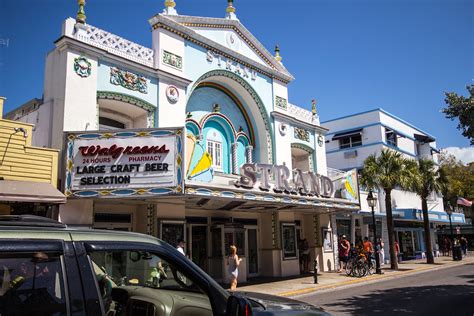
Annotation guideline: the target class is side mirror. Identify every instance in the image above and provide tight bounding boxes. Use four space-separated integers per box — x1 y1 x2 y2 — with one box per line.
226 295 253 316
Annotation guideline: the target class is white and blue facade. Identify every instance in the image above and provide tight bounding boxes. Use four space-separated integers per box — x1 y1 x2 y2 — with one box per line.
6 3 360 279
322 109 465 261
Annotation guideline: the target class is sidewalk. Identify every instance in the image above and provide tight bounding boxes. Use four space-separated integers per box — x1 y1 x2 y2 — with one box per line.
237 255 474 297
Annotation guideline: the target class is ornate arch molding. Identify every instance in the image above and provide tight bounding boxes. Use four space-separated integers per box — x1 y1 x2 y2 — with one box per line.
187 70 274 163
291 143 314 154
97 91 156 127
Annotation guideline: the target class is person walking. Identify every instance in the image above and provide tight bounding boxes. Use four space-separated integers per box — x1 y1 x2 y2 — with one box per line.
227 245 242 291
378 238 385 266
338 235 350 272
460 236 468 257
395 240 400 263
176 238 186 256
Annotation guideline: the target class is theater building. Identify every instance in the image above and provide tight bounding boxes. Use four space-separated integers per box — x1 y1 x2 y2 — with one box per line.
6 1 360 280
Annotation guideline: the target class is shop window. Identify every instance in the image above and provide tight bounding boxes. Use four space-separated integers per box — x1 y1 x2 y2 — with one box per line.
207 140 223 171
281 223 297 259
385 128 398 147
339 135 362 149
0 252 67 315
160 221 185 248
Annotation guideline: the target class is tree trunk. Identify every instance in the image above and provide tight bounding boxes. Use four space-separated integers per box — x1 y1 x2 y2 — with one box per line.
422 197 435 264
385 189 398 270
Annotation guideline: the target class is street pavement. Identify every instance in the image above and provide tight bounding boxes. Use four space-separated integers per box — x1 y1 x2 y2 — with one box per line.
238 255 474 297
297 263 474 315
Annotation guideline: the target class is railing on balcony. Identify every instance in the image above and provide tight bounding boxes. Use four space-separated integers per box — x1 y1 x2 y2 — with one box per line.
287 103 319 125
75 24 154 67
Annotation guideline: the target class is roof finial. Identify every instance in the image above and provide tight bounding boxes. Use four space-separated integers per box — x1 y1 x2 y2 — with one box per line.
275 45 282 63
164 0 178 15
76 0 86 24
226 0 237 20
312 99 318 117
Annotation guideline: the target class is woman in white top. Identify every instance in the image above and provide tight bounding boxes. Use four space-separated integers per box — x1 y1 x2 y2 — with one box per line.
227 245 242 291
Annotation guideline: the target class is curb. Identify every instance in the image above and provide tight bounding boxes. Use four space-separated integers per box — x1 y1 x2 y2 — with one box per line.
278 259 470 297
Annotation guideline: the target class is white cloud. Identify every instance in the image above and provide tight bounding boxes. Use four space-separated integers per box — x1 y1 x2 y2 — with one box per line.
442 147 474 164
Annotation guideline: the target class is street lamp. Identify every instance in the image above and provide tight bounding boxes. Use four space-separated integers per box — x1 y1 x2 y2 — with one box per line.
367 190 382 274
445 206 456 260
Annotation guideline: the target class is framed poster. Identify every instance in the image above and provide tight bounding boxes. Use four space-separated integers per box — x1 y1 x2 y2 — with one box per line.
322 228 333 252
281 223 297 259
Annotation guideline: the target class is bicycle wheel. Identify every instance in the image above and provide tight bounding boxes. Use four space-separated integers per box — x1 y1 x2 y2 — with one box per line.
369 259 376 275
354 261 367 278
345 260 353 276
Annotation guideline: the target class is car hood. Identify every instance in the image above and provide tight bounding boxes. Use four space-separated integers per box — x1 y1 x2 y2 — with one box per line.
236 291 329 315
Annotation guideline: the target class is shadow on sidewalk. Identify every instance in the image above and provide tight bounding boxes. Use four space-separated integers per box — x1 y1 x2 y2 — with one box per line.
220 272 315 289
322 283 474 315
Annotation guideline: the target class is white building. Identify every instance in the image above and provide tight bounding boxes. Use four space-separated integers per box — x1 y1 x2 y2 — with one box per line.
5 1 360 279
322 108 466 261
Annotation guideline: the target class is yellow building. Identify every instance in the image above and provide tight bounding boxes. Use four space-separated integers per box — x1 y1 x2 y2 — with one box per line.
0 97 65 217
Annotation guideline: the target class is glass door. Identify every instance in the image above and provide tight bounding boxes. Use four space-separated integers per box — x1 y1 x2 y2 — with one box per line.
191 225 208 272
247 228 258 275
210 226 223 280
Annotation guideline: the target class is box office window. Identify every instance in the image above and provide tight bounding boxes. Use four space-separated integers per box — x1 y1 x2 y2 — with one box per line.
281 223 297 259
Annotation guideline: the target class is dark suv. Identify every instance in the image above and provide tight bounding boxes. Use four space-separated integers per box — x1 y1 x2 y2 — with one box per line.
0 215 328 315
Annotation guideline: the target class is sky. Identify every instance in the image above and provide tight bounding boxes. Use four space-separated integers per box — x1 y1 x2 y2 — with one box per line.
0 0 472 157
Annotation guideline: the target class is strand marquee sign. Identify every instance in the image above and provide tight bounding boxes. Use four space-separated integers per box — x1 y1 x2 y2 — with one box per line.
64 128 184 198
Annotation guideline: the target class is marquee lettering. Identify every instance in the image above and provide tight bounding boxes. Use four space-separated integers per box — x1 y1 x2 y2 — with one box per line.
78 144 169 159
235 163 334 197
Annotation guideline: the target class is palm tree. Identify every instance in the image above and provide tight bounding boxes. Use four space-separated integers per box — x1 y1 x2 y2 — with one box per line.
360 149 415 270
410 158 445 264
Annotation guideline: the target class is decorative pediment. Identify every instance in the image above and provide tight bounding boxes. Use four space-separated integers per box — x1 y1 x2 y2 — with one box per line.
149 14 294 82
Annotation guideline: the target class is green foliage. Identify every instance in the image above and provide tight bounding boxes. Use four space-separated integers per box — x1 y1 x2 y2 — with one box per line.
442 85 474 145
360 149 414 192
410 158 445 200
439 151 474 208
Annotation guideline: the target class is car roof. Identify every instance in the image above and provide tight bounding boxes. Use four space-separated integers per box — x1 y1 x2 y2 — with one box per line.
0 215 164 246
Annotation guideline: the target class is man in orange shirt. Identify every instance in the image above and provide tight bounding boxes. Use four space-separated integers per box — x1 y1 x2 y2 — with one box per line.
363 237 374 264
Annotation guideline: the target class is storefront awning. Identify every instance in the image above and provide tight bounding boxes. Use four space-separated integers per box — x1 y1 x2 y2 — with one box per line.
0 180 66 204
332 128 363 141
414 133 435 143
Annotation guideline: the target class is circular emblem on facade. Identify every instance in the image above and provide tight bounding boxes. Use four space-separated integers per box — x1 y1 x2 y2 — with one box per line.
317 135 324 147
166 85 179 104
226 32 241 51
74 56 91 78
279 123 288 136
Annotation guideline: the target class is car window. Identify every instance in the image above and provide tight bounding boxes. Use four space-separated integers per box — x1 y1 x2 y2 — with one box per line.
88 250 208 315
0 252 67 316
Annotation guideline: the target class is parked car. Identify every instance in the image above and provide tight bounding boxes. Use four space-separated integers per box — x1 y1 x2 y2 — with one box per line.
0 215 329 315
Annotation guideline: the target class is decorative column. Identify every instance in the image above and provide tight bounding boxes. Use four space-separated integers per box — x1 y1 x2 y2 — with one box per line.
246 145 253 163
331 214 340 272
232 143 239 174
272 212 277 249
308 153 314 172
146 204 156 236
147 111 154 128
